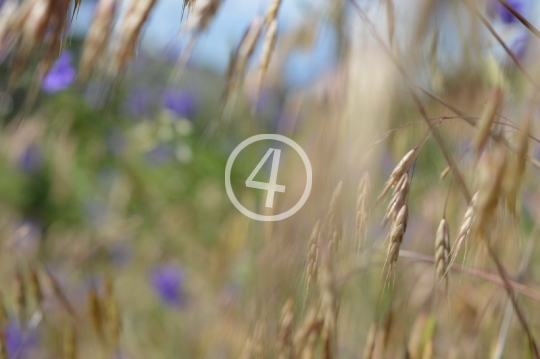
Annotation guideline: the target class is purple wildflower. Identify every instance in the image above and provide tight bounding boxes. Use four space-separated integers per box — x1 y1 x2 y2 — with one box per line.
18 143 43 173
149 263 186 307
162 88 197 119
5 320 40 359
144 144 172 165
42 51 76 94
495 0 526 24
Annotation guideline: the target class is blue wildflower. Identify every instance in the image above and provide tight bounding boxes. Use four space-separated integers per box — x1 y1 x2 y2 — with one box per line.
18 143 43 173
162 88 196 119
150 264 186 307
42 51 76 94
495 0 526 24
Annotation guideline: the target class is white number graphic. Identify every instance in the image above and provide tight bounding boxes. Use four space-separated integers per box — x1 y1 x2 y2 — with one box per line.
245 148 286 208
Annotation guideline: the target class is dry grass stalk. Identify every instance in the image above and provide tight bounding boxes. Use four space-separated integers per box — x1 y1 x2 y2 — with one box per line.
435 218 450 290
503 114 530 214
474 146 507 238
474 88 502 154
363 322 377 359
28 267 43 310
43 264 76 317
256 19 278 98
63 325 76 359
356 173 370 250
305 220 320 294
87 289 104 341
80 0 118 81
181 0 195 19
277 298 294 359
378 148 417 201
382 172 409 227
110 0 158 74
386 204 408 271
385 0 395 47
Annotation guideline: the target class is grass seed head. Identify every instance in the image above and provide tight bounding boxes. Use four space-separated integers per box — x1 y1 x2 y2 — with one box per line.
277 298 294 359
264 0 282 27
356 173 370 249
186 0 220 31
387 204 408 270
256 18 278 97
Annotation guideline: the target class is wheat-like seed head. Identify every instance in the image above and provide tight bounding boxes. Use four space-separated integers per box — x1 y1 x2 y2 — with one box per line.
319 249 337 358
277 298 294 359
435 218 450 290
186 0 220 31
256 18 278 98
356 173 370 250
324 181 343 253
305 220 320 293
80 0 118 81
378 148 416 201
109 0 158 74
474 88 502 154
264 0 282 27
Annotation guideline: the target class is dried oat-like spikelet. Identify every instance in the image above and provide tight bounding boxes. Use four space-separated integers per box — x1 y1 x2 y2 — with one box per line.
277 299 294 359
378 148 417 201
439 166 450 181
63 325 76 359
110 0 158 74
503 114 530 214
382 173 409 227
305 221 320 293
386 204 408 271
255 19 277 98
435 218 450 290
447 192 477 273
356 173 370 249
79 0 118 81
240 319 266 359
87 289 104 341
474 88 502 154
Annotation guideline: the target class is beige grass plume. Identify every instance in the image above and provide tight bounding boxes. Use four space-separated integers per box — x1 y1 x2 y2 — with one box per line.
255 19 278 100
305 220 320 294
447 192 478 272
386 204 408 272
382 172 409 227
